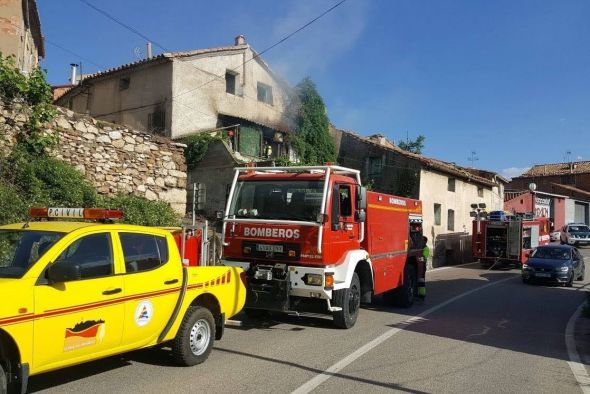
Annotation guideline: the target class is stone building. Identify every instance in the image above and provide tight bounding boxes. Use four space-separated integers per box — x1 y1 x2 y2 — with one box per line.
0 0 44 74
331 127 507 267
55 35 297 216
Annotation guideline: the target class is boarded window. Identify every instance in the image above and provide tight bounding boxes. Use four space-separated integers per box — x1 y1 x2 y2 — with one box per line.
561 174 575 185
238 126 262 157
434 203 441 226
477 187 484 197
119 77 130 90
447 209 455 231
448 178 456 192
257 82 273 104
148 109 166 134
225 72 236 95
368 156 383 178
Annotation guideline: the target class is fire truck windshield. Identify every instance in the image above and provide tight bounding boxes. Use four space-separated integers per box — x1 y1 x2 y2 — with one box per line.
0 230 64 278
229 180 324 221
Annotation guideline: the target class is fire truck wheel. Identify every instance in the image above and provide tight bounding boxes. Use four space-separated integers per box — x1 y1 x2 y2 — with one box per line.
394 264 417 308
332 273 360 329
0 362 6 394
172 306 215 366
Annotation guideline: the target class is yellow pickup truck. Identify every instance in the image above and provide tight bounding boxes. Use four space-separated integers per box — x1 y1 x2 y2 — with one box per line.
0 208 246 393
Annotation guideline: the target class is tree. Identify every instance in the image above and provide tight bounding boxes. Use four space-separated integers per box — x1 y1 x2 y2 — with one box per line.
398 135 425 154
293 77 336 165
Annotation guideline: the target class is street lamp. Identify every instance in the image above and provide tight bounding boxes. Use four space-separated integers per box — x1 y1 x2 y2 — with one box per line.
470 203 488 235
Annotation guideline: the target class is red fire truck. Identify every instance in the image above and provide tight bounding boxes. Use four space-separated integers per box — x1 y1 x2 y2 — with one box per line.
221 165 425 328
472 214 551 268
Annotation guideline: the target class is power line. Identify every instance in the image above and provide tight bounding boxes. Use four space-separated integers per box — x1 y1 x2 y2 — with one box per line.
3 18 105 70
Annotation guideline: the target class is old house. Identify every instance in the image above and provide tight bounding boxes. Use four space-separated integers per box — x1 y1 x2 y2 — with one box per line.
331 127 507 267
0 0 44 74
55 35 297 216
506 161 590 225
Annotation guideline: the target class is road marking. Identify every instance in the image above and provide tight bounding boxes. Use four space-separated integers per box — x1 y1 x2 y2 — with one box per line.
292 275 517 394
429 261 479 271
565 301 590 394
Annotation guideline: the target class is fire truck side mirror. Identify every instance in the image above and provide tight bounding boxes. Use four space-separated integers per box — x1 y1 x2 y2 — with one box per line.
356 186 367 210
355 210 366 223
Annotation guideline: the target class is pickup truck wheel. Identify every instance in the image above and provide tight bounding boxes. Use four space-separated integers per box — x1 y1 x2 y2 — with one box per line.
0 363 7 394
172 306 215 366
332 273 360 329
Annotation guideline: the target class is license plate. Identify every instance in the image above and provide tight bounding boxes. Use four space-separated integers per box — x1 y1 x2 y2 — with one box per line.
256 244 283 253
536 272 551 278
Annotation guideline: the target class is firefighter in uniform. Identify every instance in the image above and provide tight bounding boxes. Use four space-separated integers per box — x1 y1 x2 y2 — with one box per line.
418 236 429 299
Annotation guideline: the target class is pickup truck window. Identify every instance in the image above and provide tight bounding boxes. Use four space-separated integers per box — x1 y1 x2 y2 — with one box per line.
54 233 114 280
120 232 168 273
0 230 64 278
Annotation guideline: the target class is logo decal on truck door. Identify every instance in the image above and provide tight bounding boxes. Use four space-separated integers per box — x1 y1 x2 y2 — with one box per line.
64 319 106 352
135 300 153 327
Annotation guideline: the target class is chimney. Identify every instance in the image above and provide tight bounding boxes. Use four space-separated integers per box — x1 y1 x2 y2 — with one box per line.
235 35 246 46
69 63 78 85
147 42 153 59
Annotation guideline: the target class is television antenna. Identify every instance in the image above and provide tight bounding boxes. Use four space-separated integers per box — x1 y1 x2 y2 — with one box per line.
468 150 479 166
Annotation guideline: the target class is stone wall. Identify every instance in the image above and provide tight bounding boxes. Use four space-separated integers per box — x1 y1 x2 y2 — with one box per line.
0 100 187 214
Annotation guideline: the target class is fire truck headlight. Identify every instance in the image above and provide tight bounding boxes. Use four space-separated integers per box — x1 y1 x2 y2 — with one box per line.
303 273 323 286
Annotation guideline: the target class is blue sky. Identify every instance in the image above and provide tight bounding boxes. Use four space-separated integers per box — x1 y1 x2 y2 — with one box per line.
38 0 590 178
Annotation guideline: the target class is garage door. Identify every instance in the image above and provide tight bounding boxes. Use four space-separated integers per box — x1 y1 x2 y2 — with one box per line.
574 202 588 224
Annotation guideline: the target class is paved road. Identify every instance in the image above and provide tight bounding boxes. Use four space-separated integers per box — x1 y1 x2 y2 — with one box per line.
31 246 589 393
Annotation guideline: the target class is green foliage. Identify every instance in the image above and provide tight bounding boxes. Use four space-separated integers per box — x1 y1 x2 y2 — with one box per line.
100 194 179 227
393 167 419 198
181 132 220 169
2 147 98 209
294 77 336 165
0 181 27 224
398 135 425 154
273 156 294 167
0 55 57 153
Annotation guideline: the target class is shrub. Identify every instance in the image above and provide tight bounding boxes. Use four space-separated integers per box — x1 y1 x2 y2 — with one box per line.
101 194 179 227
3 148 97 208
0 182 27 224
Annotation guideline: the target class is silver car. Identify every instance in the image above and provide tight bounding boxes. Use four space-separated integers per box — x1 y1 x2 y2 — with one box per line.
561 223 590 246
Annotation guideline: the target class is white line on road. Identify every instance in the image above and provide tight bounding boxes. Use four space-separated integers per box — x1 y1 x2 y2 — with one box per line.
429 261 479 271
292 274 517 394
565 301 590 394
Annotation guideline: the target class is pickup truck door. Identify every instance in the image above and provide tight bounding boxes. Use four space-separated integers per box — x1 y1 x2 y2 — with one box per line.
116 232 181 348
33 232 125 370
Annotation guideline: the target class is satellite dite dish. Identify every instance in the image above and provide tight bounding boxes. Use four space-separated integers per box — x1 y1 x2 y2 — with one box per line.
529 183 537 192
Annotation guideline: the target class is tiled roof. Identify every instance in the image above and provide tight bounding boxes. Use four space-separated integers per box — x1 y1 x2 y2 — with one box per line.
520 161 590 177
333 127 497 187
79 44 249 82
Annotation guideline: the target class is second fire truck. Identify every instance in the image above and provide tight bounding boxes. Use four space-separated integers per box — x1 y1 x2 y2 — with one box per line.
221 165 425 329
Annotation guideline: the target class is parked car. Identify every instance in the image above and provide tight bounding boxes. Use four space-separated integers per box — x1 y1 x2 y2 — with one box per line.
522 245 585 286
550 231 561 242
560 223 590 246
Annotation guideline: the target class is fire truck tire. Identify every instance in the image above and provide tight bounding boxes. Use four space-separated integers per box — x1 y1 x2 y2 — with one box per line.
393 264 417 308
332 273 360 329
0 362 6 394
172 306 215 366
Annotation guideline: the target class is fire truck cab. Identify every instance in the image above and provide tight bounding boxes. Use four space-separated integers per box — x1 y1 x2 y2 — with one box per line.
221 165 425 329
472 211 551 268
